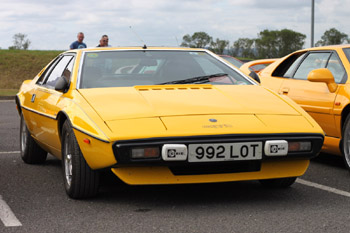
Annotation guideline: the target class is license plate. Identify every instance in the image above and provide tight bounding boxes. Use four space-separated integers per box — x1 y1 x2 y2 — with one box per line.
188 142 262 162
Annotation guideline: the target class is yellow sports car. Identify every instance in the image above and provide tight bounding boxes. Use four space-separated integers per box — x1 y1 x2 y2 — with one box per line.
256 45 350 169
16 47 324 198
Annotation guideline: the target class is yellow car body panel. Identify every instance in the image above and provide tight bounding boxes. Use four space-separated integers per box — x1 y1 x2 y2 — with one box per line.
112 160 309 185
257 45 350 156
240 58 278 75
16 47 324 188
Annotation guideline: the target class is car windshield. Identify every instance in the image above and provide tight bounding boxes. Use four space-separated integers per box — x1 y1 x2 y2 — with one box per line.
79 50 253 88
220 56 244 68
343 48 350 64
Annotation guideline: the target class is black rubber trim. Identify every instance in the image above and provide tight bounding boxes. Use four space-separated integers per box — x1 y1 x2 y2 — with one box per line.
21 106 56 120
169 161 261 175
72 126 110 143
21 106 109 143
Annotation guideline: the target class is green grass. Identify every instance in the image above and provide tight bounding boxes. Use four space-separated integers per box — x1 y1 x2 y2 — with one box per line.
0 49 63 93
0 89 18 96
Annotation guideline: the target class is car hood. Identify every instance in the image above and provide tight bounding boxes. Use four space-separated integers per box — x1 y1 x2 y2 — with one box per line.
77 85 320 140
79 85 300 121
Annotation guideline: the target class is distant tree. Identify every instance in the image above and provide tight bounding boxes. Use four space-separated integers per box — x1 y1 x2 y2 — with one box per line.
315 28 349 46
9 33 31 50
209 38 229 54
255 29 305 58
181 32 213 48
231 38 255 58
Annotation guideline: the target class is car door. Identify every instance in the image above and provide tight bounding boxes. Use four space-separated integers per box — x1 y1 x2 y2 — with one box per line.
30 54 75 152
276 51 346 137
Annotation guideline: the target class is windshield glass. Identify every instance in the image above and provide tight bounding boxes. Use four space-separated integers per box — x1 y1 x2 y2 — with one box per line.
79 50 253 88
343 48 350 64
220 56 244 68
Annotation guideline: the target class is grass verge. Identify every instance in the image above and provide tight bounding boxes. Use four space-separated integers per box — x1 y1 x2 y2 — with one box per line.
0 49 63 95
0 89 18 96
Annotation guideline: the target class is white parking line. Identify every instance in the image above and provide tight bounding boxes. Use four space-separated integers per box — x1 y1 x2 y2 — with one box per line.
0 195 22 227
0 151 20 154
297 178 350 198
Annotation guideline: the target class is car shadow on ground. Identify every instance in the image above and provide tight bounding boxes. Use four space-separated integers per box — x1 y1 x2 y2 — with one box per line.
43 154 320 206
96 169 309 209
311 152 346 169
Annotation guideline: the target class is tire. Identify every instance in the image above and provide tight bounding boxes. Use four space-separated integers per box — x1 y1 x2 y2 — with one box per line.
259 177 297 188
342 115 350 170
61 121 99 199
20 113 47 164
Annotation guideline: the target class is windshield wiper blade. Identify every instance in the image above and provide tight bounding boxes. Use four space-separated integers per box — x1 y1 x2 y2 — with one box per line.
158 73 228 85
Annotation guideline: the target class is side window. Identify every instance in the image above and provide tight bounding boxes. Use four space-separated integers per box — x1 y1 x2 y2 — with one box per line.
272 52 306 77
44 56 74 88
36 56 62 85
62 57 75 82
293 52 331 80
283 53 306 78
326 53 346 83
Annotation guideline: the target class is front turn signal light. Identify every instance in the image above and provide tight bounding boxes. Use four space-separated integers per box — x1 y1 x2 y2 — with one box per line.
288 141 311 152
131 147 160 159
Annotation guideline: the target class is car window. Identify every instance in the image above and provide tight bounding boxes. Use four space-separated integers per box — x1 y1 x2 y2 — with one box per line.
283 53 306 78
79 51 253 88
62 57 75 82
36 56 62 85
220 56 243 68
326 53 346 83
44 55 74 88
343 48 350 63
293 52 331 80
272 52 306 77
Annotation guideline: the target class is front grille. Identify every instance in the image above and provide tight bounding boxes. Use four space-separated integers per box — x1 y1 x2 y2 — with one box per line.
169 161 261 175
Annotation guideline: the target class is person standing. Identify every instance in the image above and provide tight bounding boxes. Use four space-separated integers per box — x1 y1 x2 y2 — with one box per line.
97 35 111 47
69 32 87 49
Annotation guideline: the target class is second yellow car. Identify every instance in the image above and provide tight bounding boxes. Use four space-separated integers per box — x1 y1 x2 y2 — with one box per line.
256 44 350 169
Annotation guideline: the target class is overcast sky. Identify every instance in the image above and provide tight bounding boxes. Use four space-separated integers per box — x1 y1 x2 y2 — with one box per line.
1 0 349 51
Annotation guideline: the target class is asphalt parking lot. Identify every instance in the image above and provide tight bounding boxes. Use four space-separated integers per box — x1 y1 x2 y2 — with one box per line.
1 99 350 232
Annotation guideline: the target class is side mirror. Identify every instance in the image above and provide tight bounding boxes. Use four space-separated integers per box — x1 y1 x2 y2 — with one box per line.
55 76 69 93
307 68 338 93
248 71 261 83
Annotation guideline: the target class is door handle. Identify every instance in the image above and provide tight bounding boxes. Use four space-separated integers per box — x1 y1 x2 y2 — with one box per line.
31 94 36 103
280 88 289 95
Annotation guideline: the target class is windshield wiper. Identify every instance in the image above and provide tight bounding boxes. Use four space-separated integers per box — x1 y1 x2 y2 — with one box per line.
158 73 228 85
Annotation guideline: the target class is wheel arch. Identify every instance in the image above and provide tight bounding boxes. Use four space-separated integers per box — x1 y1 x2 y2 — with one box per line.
341 104 350 135
339 104 350 151
57 111 69 142
15 96 22 115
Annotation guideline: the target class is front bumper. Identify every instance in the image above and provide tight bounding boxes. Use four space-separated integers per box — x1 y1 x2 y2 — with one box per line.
110 133 323 184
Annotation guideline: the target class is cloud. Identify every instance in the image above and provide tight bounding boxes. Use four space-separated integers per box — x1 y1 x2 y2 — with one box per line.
0 0 349 50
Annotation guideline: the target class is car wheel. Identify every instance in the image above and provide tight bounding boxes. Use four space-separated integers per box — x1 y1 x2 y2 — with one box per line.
20 113 47 164
259 177 297 188
342 115 350 170
61 120 99 199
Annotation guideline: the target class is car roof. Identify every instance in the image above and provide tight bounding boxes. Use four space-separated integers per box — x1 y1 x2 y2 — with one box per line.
303 44 350 52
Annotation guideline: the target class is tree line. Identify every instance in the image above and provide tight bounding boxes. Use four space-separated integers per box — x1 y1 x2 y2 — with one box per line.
7 28 350 57
181 28 350 59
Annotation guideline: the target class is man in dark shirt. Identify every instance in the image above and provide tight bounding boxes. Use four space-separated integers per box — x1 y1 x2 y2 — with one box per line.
69 32 87 49
97 35 111 47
